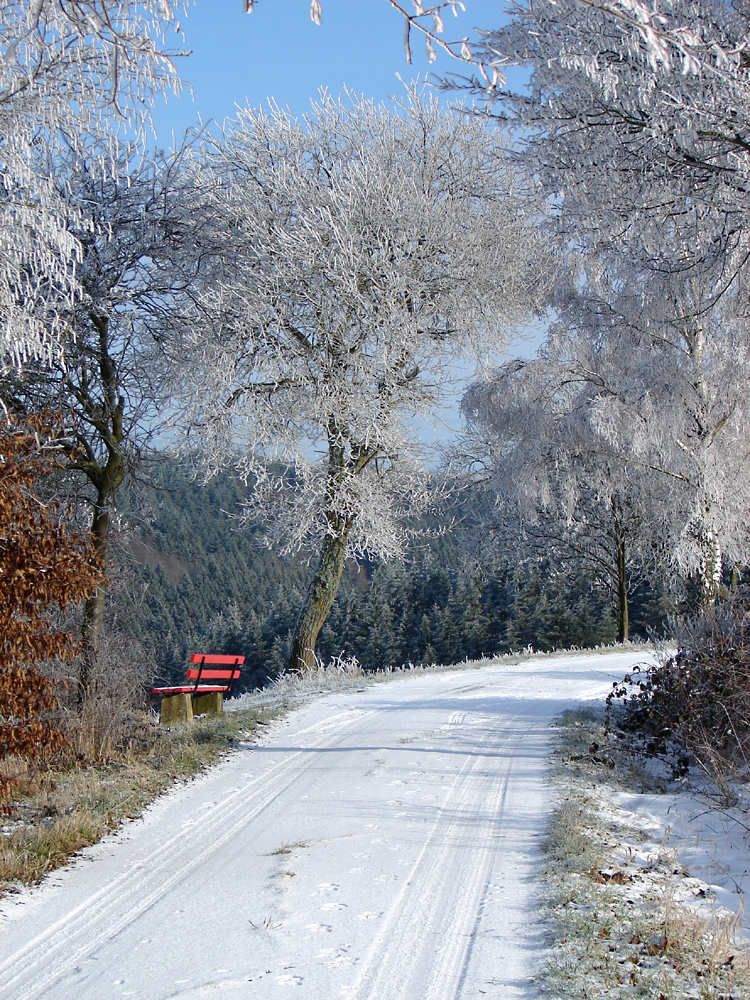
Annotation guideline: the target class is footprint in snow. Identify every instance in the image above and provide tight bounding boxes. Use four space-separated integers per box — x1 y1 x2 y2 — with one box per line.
354 911 382 921
305 923 333 933
317 946 354 969
275 974 303 986
315 882 339 893
329 952 356 969
321 901 348 911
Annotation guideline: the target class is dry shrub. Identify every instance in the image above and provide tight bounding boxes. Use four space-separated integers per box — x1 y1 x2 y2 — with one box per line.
61 629 154 764
36 600 156 765
662 892 750 983
608 590 750 794
0 414 102 803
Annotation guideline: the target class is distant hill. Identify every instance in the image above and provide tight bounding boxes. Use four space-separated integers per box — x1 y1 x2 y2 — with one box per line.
113 458 664 691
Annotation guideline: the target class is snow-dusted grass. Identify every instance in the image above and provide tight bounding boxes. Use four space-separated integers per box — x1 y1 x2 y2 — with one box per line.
0 706 277 894
542 707 750 999
229 642 653 708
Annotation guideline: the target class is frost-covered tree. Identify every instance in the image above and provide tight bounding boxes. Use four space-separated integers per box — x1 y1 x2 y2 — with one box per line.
178 89 549 671
467 263 750 616
0 141 195 688
459 356 656 641
0 2 182 368
455 0 750 289
441 0 750 609
549 266 750 606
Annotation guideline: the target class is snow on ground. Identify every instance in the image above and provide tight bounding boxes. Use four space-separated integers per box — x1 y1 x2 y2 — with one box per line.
604 785 750 938
0 648 712 1000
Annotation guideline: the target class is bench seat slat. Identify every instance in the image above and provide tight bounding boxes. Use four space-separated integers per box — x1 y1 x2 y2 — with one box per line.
185 668 241 680
189 654 245 666
152 685 230 694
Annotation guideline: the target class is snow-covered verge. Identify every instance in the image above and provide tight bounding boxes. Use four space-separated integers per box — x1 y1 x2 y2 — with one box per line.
228 644 649 711
542 708 750 999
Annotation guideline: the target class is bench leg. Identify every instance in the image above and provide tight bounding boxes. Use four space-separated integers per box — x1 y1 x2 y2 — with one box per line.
192 692 223 716
159 692 194 726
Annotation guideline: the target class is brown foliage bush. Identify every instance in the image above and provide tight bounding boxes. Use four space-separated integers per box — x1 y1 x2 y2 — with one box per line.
608 591 750 793
0 414 102 801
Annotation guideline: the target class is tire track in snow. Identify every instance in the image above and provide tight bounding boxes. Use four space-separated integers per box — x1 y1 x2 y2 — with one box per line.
346 706 529 1000
1 707 376 1000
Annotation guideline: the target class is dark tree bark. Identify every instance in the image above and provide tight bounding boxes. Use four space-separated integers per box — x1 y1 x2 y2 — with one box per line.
610 502 629 644
616 531 629 643
287 423 365 673
288 528 351 672
71 313 126 700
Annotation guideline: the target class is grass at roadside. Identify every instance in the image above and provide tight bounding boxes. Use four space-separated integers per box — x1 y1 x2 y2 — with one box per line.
0 705 280 896
542 708 750 999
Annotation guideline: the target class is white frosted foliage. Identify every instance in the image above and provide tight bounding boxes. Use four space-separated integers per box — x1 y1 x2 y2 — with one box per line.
466 270 750 602
177 88 549 563
0 2 182 369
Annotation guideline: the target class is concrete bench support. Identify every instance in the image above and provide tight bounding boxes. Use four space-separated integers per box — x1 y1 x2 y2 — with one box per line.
192 691 223 716
159 692 194 726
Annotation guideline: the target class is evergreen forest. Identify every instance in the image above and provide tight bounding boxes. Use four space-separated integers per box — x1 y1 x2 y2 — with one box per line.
116 460 668 692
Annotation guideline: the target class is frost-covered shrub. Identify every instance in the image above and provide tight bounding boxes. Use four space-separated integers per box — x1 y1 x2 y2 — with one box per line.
608 594 750 789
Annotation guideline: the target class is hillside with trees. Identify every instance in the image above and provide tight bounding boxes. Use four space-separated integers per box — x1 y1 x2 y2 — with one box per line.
114 459 666 692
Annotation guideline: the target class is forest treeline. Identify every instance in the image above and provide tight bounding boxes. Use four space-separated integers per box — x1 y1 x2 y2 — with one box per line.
117 460 667 691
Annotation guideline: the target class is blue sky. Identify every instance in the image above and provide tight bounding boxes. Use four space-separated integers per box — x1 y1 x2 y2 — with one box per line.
152 2 541 444
152 1 509 142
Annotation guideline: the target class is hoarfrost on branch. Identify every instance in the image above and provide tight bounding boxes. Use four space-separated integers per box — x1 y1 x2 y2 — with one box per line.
175 87 549 669
0 2 183 369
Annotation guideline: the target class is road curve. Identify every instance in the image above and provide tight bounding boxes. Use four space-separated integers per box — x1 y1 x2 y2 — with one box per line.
0 651 648 1000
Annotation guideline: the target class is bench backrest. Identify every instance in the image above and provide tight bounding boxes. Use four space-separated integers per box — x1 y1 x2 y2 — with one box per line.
187 653 244 690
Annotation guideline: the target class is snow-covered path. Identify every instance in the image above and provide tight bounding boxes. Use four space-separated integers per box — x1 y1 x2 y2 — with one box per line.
1 651 647 1000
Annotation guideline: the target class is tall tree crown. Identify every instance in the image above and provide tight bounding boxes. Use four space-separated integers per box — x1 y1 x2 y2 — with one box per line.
178 88 549 560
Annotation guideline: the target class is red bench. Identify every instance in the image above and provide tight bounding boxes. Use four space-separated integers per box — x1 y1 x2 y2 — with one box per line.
152 654 245 725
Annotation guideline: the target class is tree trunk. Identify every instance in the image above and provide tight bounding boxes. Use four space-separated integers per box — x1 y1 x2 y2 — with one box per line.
700 528 722 607
79 492 110 702
288 529 349 673
616 534 629 643
75 311 126 703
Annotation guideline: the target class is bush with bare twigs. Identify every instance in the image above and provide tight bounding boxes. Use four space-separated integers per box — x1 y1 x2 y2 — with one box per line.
608 592 750 796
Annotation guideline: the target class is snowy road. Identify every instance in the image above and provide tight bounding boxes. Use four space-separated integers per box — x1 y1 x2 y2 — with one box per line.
1 651 648 1000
